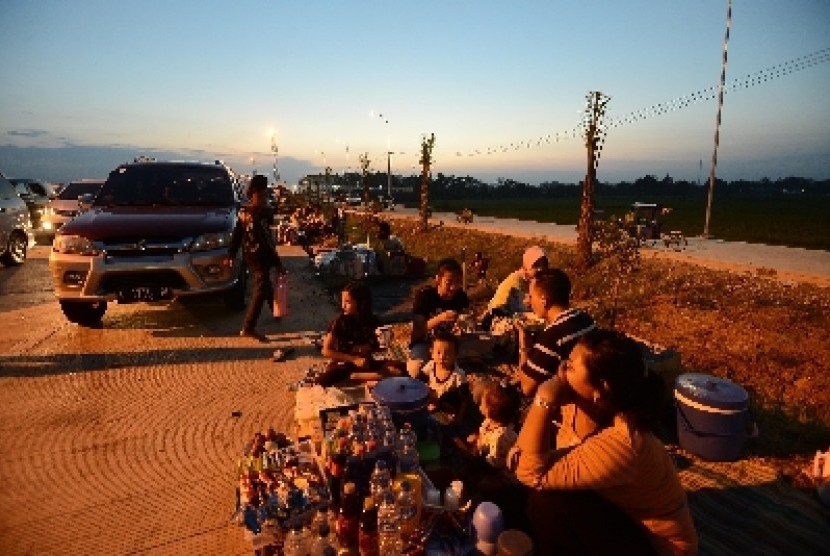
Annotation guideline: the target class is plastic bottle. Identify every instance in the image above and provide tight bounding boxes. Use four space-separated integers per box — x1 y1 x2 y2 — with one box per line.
377 491 402 556
358 496 379 556
369 460 392 506
395 480 419 539
310 521 336 556
337 481 361 550
283 523 308 556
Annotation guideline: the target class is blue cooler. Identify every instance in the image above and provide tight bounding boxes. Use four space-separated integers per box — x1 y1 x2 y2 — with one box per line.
674 373 750 462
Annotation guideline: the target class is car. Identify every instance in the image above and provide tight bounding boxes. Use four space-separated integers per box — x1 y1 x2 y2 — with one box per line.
8 178 50 243
0 172 34 266
42 179 105 237
49 160 248 325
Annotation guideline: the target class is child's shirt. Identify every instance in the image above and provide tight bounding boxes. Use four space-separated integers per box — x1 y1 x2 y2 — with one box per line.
326 313 380 355
477 418 518 469
422 360 467 398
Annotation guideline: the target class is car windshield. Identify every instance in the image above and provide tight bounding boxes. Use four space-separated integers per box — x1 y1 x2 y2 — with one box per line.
96 165 234 207
58 181 104 200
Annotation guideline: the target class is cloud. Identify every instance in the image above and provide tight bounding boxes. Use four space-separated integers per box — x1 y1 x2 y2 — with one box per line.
6 129 50 139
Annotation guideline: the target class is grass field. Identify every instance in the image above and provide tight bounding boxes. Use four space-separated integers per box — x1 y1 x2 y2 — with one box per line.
423 196 830 250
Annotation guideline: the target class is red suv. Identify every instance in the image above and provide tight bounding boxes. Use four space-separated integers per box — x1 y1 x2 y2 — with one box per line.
49 160 248 325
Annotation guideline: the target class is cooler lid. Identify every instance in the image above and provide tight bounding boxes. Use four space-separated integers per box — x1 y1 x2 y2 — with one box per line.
371 377 429 412
675 373 748 410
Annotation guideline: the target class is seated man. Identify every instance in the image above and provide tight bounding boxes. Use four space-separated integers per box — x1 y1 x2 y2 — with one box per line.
409 257 469 362
373 220 407 276
485 245 549 322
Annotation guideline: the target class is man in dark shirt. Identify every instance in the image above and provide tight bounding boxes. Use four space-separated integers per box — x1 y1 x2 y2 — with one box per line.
228 175 284 341
409 257 470 360
517 268 596 398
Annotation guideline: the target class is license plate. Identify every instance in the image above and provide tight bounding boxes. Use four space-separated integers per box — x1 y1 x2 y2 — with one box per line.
116 286 173 303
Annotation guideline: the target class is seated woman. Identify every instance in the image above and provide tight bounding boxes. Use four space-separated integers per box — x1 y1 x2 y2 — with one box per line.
373 220 408 276
317 280 405 386
510 329 698 555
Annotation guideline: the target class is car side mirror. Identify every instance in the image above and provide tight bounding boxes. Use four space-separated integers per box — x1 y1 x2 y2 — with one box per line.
78 193 95 212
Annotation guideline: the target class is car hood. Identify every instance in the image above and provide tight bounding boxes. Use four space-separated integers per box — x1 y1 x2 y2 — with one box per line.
59 206 235 241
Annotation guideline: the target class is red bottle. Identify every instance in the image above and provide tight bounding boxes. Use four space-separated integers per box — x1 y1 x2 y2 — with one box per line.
358 496 379 556
337 481 360 549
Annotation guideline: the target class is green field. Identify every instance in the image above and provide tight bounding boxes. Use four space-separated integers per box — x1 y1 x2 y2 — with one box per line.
422 196 830 250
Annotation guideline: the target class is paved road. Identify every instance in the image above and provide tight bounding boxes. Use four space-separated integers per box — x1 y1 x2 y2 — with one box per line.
386 207 830 288
0 245 338 555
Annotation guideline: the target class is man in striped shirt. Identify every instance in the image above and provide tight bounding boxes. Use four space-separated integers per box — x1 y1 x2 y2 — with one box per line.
517 268 596 399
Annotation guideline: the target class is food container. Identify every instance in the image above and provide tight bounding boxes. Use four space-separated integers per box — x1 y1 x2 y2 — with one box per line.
674 373 750 461
371 376 431 435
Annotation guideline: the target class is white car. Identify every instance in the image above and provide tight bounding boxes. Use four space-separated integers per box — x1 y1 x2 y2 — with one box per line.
0 172 34 265
42 179 105 236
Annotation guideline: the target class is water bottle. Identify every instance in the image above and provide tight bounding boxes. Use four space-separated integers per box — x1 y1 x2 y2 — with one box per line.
369 460 392 506
310 521 336 556
377 491 402 556
283 523 308 556
395 480 419 539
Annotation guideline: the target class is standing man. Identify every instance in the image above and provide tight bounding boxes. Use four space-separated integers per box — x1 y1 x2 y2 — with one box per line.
228 175 285 342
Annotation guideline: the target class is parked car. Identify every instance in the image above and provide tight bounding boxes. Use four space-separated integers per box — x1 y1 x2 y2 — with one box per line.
49 160 248 325
8 178 50 242
42 179 105 237
0 172 34 266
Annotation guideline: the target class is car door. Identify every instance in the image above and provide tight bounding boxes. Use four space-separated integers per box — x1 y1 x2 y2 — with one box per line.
0 175 21 247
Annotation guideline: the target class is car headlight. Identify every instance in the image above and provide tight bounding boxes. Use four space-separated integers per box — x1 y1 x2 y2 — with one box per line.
53 235 101 255
190 231 231 252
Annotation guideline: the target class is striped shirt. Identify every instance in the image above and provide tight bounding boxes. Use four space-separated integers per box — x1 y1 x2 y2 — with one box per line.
514 415 699 555
521 308 596 384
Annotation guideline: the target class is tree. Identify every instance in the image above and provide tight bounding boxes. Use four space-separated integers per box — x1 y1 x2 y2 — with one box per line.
575 91 610 269
419 133 436 231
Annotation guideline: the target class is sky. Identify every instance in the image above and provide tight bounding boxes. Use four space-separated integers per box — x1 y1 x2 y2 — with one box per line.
1 0 829 186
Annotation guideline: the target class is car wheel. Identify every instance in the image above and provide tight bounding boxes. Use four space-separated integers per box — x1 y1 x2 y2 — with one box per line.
60 300 107 326
224 263 248 310
0 230 28 266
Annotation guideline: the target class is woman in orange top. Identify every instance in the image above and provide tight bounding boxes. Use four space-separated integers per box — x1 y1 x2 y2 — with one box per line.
510 329 698 555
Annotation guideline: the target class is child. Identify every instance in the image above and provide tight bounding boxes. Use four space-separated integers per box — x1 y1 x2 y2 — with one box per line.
409 257 470 362
466 381 519 470
419 331 472 429
317 281 404 387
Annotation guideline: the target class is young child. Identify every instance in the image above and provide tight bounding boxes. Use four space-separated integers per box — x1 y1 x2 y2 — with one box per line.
466 381 519 470
419 331 472 428
409 257 470 362
317 280 404 386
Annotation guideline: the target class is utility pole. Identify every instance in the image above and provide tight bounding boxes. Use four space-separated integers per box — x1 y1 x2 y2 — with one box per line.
576 91 610 270
704 0 732 238
359 153 371 206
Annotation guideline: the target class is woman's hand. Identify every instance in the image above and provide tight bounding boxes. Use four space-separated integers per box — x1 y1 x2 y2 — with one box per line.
535 375 573 408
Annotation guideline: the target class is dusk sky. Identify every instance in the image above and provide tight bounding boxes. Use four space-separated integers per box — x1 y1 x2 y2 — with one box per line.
1 0 829 185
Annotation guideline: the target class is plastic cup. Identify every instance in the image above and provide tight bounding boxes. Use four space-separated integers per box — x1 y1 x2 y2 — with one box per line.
406 358 424 378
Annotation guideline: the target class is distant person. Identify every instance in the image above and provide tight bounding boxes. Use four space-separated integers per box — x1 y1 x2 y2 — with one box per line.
409 257 470 361
517 268 595 399
316 281 405 386
228 174 284 342
510 329 698 555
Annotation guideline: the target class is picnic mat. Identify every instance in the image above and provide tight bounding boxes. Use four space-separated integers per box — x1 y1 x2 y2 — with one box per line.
675 450 830 555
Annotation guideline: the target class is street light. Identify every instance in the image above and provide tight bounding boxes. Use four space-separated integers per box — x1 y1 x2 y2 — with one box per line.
372 110 393 198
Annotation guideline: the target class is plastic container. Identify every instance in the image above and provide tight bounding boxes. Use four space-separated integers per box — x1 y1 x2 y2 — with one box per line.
674 373 750 461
